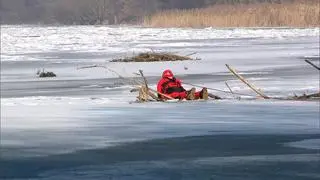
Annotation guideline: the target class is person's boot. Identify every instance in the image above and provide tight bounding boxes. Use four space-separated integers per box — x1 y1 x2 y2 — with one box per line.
200 87 209 100
186 88 196 100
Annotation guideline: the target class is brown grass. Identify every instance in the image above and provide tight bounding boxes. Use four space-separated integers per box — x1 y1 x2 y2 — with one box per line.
144 1 320 28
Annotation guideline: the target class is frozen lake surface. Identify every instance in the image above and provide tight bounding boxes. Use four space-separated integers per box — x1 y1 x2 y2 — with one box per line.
1 26 319 180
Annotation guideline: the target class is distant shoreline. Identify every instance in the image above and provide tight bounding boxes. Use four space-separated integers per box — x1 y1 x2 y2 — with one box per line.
1 1 319 28
143 1 320 28
1 24 319 30
1 0 319 29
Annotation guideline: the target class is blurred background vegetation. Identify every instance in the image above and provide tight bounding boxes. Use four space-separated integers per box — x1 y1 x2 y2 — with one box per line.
0 0 318 27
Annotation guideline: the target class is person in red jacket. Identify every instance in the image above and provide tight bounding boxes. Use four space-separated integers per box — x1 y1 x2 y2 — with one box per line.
157 69 208 100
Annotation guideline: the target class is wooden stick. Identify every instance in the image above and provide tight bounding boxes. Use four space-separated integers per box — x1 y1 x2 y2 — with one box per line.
138 69 174 100
182 82 227 93
77 65 163 101
208 93 222 100
148 88 174 100
185 52 197 57
77 64 144 87
139 70 149 89
148 91 159 100
305 60 320 71
225 64 270 99
225 81 234 95
182 81 253 97
225 81 237 99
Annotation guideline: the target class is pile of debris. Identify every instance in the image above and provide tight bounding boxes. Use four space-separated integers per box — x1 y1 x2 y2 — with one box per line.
111 52 199 62
37 69 57 78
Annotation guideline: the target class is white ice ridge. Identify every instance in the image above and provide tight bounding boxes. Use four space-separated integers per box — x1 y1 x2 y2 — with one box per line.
1 25 319 61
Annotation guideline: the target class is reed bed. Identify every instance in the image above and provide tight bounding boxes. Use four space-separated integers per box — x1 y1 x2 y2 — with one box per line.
144 1 319 28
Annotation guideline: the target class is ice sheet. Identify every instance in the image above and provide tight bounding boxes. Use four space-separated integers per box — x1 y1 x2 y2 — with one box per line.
1 26 319 158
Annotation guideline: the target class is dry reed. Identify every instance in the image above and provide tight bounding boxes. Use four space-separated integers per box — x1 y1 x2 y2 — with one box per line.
144 1 320 28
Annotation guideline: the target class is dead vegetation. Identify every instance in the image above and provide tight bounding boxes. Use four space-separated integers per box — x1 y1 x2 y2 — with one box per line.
144 1 320 28
111 52 199 62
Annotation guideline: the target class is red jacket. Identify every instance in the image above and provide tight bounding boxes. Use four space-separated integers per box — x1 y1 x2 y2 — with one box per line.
157 77 185 96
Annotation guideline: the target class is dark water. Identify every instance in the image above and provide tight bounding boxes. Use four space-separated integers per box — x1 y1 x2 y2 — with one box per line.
1 134 320 180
